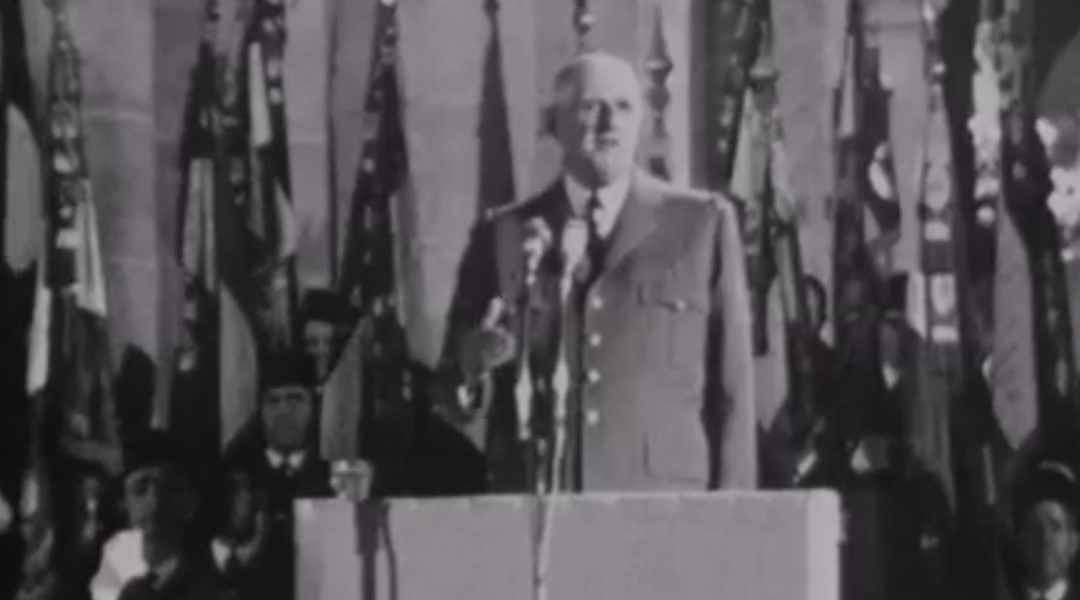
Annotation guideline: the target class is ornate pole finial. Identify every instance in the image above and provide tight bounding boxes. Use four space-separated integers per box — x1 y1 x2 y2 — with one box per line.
644 6 673 179
573 0 595 52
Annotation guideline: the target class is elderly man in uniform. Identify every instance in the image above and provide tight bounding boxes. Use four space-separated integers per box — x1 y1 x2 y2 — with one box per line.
440 50 755 492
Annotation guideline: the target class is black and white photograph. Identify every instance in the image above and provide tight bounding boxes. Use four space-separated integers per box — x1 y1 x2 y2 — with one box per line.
1 0 1079 598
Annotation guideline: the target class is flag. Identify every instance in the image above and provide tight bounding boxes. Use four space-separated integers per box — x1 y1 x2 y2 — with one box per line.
326 0 412 462
705 0 765 190
832 0 884 391
216 0 301 449
904 5 960 509
172 0 224 459
997 0 1077 447
19 8 123 598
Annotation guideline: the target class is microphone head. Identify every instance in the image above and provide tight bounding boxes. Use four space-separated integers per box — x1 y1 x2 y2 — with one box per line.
523 218 552 271
561 218 588 273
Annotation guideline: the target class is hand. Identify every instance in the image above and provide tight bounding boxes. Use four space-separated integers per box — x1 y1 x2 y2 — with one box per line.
459 298 517 385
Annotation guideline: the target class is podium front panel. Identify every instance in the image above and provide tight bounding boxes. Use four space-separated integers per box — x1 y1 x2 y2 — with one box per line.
296 491 841 600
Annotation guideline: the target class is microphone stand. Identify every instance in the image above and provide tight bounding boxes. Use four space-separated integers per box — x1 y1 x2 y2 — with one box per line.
533 220 585 600
516 252 540 491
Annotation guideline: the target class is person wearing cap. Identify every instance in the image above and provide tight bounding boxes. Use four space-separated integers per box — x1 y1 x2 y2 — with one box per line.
222 352 332 600
115 432 226 600
300 288 354 381
439 50 755 492
1012 461 1080 600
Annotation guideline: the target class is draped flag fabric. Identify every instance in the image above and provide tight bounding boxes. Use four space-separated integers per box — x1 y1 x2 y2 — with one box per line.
832 0 883 376
997 0 1077 447
324 0 411 461
705 0 764 190
215 0 301 449
904 4 959 509
19 9 122 599
173 0 223 458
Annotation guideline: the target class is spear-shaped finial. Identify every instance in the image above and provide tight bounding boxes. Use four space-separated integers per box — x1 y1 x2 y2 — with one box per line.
573 0 595 52
644 6 673 179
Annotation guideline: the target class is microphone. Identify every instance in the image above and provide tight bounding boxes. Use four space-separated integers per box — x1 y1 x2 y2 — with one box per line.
523 218 552 286
560 219 588 291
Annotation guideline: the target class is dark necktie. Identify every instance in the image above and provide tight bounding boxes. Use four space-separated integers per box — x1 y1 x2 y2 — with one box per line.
584 192 604 284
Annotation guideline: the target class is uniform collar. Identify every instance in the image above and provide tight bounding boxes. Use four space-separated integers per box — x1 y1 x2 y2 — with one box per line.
562 172 631 238
266 448 307 472
1028 579 1070 600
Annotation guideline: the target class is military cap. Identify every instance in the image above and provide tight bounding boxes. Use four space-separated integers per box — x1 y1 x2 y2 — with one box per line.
1015 461 1080 525
122 430 190 479
301 288 353 325
260 350 318 393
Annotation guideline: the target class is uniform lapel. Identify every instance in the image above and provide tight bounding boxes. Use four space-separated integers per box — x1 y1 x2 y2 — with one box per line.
600 171 661 277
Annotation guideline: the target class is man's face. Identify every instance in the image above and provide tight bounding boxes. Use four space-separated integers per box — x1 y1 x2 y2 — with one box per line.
124 466 194 537
553 56 643 187
261 385 314 451
1020 500 1080 588
221 471 256 539
304 320 336 380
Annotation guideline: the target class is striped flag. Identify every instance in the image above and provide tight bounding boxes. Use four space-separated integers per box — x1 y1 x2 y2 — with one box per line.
324 0 412 462
19 8 122 598
216 0 301 450
903 2 960 509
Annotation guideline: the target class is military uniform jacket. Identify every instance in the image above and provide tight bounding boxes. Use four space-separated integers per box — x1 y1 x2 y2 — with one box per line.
442 170 756 492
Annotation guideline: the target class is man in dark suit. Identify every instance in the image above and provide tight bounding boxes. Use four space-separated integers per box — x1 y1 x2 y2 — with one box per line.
222 353 333 600
440 51 756 492
1008 461 1080 600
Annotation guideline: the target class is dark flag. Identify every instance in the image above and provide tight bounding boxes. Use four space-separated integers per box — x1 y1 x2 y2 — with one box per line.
172 0 233 462
705 0 765 190
831 0 890 445
325 0 412 464
997 0 1078 447
19 8 123 599
216 0 301 449
1 1 42 598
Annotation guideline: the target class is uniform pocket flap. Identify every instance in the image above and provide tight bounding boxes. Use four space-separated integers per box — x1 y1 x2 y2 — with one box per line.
637 279 708 313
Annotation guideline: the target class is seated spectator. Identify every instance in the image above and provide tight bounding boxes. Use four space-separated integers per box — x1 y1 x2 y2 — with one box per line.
115 432 225 600
207 467 266 598
1012 461 1080 600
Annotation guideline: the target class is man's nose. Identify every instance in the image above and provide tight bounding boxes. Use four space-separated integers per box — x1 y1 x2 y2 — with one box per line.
595 103 613 133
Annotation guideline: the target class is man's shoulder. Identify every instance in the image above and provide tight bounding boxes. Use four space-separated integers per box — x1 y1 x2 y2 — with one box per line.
647 176 741 220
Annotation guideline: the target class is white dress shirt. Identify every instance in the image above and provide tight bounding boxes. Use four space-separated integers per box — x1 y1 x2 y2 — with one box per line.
1028 579 1070 600
91 528 146 600
266 448 307 473
562 174 631 240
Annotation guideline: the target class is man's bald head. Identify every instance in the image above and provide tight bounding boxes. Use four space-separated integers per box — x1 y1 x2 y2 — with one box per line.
550 51 644 188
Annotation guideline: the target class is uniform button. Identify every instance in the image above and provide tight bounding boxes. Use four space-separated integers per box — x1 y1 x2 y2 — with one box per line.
586 369 601 384
673 299 687 311
585 408 600 426
590 295 604 310
588 332 602 347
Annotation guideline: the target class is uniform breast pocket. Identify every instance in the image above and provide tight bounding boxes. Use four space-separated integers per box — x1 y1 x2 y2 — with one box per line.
637 278 710 381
